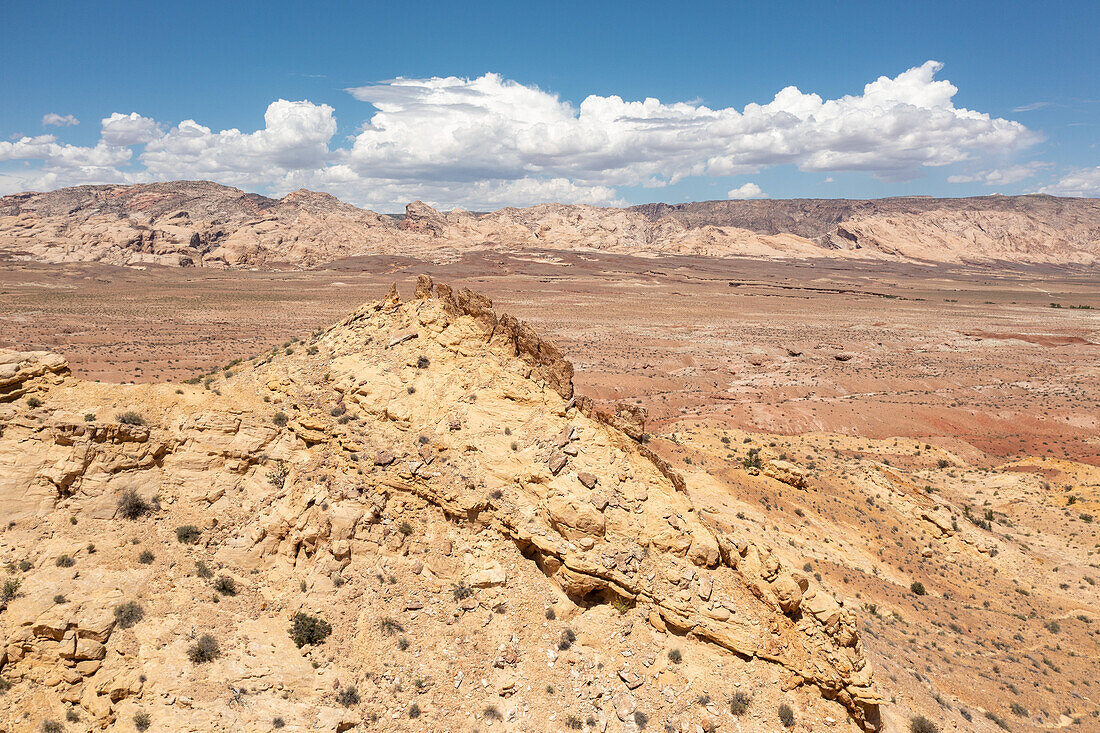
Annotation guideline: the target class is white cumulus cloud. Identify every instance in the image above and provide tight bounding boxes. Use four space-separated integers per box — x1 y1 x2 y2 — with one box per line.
1 62 1042 209
42 113 79 127
139 100 337 186
0 134 132 194
1038 167 1100 197
947 162 1051 186
344 62 1035 191
728 182 767 199
101 113 162 146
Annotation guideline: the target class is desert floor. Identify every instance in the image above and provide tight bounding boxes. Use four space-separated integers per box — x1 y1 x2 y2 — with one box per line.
2 251 1099 731
3 251 1097 465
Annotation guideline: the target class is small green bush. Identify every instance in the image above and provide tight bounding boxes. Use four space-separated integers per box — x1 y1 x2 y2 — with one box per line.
27 396 43 408
41 721 62 733
65 709 79 722
214 575 237 596
742 447 762 469
195 560 213 578
188 634 220 664
289 612 331 647
337 686 360 707
408 703 421 719
137 550 155 564
134 711 151 731
176 525 201 544
730 691 751 716
272 718 285 729
778 703 795 727
114 601 145 629
3 576 23 598
910 581 927 596
380 617 404 636
667 648 682 664
56 554 75 568
117 489 151 519
117 411 145 425
910 715 940 733
84 413 96 422
272 412 288 426
452 581 473 600
266 461 289 488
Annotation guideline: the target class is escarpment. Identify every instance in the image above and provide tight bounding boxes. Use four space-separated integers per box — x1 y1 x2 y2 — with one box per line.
3 182 1098 268
0 277 881 731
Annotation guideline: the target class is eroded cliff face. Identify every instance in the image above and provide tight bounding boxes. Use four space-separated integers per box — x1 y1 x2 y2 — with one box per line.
0 278 880 731
0 182 400 268
1 182 1097 268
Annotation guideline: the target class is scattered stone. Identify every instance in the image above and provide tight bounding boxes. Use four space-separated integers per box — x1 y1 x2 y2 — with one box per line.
387 330 418 348
548 451 568 475
618 668 644 689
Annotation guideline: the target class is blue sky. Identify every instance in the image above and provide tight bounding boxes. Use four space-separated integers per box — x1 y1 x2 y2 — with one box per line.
2 0 1097 210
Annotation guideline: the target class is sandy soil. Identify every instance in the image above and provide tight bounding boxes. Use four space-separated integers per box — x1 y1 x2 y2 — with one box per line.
3 251 1097 466
2 251 1098 731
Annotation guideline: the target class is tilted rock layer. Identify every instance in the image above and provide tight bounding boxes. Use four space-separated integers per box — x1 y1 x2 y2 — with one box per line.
1 181 1097 267
0 278 880 731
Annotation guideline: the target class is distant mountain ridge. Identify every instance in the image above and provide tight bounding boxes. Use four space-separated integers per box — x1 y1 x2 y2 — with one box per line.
1 181 1097 268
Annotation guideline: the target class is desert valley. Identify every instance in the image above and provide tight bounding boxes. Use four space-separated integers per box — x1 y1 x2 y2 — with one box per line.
0 182 1096 733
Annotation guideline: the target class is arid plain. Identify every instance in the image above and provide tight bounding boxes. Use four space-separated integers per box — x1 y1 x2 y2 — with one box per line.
3 251 1097 464
2 248 1098 731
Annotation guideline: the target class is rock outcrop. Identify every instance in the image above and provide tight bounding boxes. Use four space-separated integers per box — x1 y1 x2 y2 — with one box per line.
2 182 1097 268
0 278 881 731
0 351 69 403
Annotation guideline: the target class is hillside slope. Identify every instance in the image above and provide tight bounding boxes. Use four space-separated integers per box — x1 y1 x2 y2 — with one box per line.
1 182 1097 268
0 278 881 732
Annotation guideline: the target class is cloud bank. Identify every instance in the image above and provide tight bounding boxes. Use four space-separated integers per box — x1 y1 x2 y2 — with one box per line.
0 62 1044 209
947 162 1051 186
42 113 79 127
728 182 767 199
1039 167 1100 197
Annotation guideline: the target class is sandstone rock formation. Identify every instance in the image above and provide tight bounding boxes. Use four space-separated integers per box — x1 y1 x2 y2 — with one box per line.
0 181 400 268
2 182 1097 268
0 278 881 731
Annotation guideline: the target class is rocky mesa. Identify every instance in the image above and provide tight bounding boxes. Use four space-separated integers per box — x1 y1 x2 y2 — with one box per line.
1 278 881 732
1 182 1098 268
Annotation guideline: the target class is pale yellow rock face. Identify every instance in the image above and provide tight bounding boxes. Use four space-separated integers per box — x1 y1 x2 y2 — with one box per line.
3 182 1098 269
0 278 881 731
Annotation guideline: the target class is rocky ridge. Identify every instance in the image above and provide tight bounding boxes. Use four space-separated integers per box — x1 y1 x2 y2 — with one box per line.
1 182 1097 268
0 278 881 731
